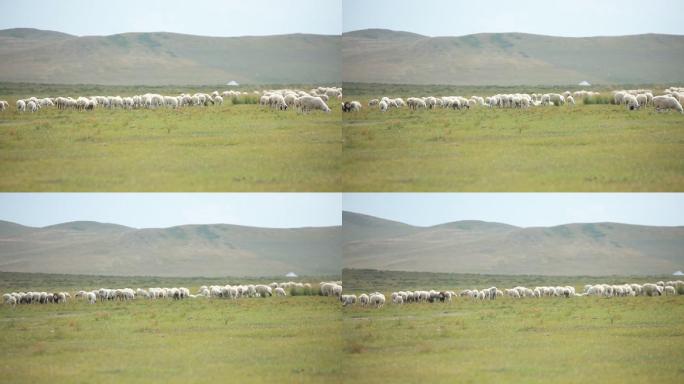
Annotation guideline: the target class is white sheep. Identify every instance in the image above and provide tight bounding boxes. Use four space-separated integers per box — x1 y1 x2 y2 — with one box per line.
623 94 640 110
369 293 386 308
652 95 683 114
358 293 370 306
340 294 357 306
379 100 388 112
296 96 331 113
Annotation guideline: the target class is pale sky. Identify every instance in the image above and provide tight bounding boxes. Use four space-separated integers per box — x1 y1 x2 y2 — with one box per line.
343 0 684 37
0 0 342 37
0 193 342 229
343 194 684 228
2 193 681 229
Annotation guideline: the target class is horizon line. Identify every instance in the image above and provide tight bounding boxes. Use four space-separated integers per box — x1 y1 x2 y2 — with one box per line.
342 210 684 229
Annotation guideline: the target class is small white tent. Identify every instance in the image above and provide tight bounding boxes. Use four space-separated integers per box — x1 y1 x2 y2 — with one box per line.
285 272 298 278
673 270 684 276
578 80 591 86
227 80 239 86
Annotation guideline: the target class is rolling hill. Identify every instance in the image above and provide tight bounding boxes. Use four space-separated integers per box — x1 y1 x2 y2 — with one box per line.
0 220 340 277
0 28 340 85
343 212 684 276
342 29 684 85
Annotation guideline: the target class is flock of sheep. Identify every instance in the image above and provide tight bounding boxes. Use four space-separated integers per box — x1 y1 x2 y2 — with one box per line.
258 86 340 113
1 280 342 308
340 280 684 308
613 87 684 112
3 279 681 309
342 86 684 114
0 86 341 114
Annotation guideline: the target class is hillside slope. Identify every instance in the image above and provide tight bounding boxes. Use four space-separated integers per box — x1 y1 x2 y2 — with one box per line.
343 212 684 275
342 29 684 85
0 28 340 85
0 221 341 277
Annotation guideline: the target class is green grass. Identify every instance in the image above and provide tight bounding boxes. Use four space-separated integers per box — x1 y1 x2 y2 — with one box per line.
342 96 684 191
0 272 342 383
0 84 341 191
2 271 683 383
341 269 684 384
342 295 684 384
0 296 342 384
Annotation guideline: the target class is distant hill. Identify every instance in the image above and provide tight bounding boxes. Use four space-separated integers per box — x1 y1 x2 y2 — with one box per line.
0 221 340 277
0 28 340 85
342 29 684 85
343 212 684 276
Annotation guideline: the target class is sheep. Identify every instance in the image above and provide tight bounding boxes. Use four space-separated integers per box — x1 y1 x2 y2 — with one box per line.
0 100 8 111
379 100 388 112
274 287 287 296
636 94 648 107
652 95 683 114
664 286 677 295
369 293 386 308
623 94 640 110
642 283 661 296
566 96 575 105
368 99 379 107
164 96 179 109
255 284 272 297
549 93 565 106
296 96 331 113
269 94 288 110
340 294 357 306
358 293 370 306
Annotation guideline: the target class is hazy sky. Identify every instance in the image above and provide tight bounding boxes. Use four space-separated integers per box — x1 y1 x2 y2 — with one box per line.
0 193 342 229
343 194 684 227
0 0 341 36
343 0 684 37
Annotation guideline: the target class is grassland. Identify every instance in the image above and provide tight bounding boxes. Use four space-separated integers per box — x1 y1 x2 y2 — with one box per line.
0 83 341 191
341 269 684 384
342 83 684 191
0 272 342 384
2 271 683 383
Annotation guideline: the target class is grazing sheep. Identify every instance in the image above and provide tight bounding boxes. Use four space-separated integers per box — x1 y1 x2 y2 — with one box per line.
652 95 684 114
269 94 288 110
379 100 388 112
296 96 331 113
340 294 357 306
369 293 386 308
636 94 648 107
664 286 677 295
255 285 272 297
0 100 8 111
358 293 370 306
623 94 640 110
274 287 286 296
16 100 26 112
